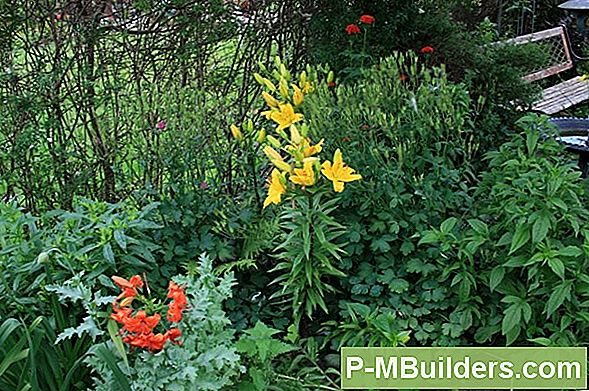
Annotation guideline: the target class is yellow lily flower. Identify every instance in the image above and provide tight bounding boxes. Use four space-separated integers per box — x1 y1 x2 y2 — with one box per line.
270 103 304 131
302 138 324 158
321 149 362 192
262 92 280 108
290 160 316 187
263 169 287 208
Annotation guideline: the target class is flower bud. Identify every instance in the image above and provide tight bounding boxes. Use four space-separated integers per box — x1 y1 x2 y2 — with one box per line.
327 70 335 84
290 125 302 145
37 252 49 264
292 84 304 106
262 92 280 108
266 135 282 149
256 129 266 143
230 124 243 142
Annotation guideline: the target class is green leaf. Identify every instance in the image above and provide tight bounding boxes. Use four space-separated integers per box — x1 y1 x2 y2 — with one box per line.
501 304 521 336
558 246 582 258
440 217 458 234
526 129 539 155
509 224 530 254
489 267 505 292
103 243 115 265
107 320 128 369
113 230 127 250
528 337 552 346
418 231 438 245
532 213 550 243
545 281 572 318
547 258 565 279
467 219 488 235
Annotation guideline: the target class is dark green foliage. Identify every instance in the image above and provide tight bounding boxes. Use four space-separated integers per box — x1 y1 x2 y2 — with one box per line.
420 115 589 346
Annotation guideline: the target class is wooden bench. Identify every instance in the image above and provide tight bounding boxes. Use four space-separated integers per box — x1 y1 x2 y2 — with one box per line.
493 26 589 115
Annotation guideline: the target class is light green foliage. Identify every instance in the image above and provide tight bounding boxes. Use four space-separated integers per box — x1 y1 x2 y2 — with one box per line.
87 254 242 391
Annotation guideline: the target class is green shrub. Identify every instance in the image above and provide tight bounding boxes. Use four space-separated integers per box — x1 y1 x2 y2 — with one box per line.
421 115 589 346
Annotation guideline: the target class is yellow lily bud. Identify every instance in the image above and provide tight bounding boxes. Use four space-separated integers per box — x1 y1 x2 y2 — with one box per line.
263 145 283 161
290 125 302 145
303 157 319 163
254 73 276 91
256 129 266 143
300 71 307 86
262 92 280 108
279 79 290 99
230 124 243 141
292 84 304 106
267 135 282 149
271 159 292 173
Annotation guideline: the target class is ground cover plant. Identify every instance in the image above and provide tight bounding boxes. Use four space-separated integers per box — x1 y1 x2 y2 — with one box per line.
2 1 589 390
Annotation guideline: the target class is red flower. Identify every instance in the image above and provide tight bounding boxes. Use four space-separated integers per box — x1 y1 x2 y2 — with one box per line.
420 46 435 54
359 15 375 24
327 81 336 88
399 74 409 82
346 24 361 35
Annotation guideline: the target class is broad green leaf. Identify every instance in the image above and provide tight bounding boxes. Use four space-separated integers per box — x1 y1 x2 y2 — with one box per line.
509 224 530 254
489 267 505 292
440 217 458 234
545 281 572 318
547 258 565 279
532 213 550 243
501 304 521 335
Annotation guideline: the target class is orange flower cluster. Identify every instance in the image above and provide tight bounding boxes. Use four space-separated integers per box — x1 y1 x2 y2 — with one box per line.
167 281 188 322
110 275 187 352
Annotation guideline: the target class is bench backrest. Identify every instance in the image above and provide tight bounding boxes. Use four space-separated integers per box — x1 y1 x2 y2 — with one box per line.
492 26 574 82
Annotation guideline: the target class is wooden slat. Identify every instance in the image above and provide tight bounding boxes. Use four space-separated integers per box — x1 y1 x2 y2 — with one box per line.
494 26 564 46
532 76 589 114
523 62 574 82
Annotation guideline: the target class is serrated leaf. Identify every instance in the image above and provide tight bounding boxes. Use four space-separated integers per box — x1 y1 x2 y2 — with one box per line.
558 246 582 258
468 219 488 235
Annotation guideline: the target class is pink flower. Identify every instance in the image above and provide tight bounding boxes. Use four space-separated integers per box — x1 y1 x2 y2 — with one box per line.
199 181 209 190
156 120 166 130
346 24 361 35
56 14 63 21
